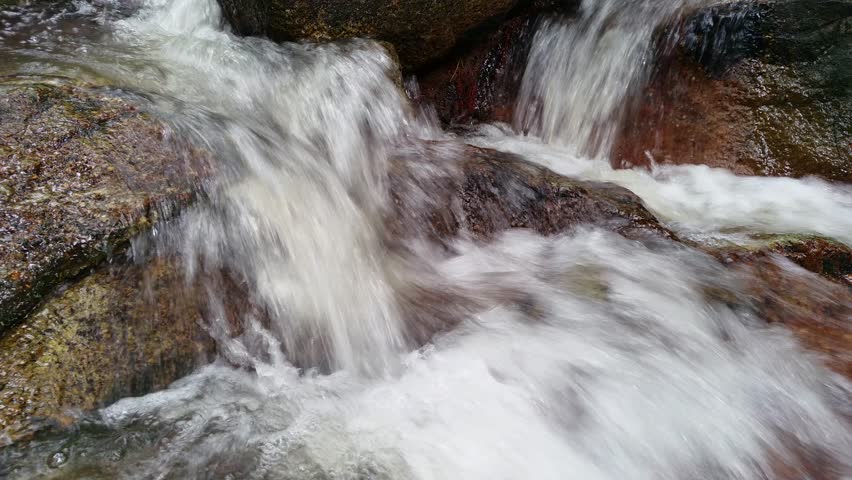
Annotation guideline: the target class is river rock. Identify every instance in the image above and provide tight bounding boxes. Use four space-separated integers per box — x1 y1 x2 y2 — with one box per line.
741 256 851 379
0 258 205 445
410 15 535 125
704 235 852 378
388 142 675 243
710 234 852 287
217 0 528 71
614 0 852 182
0 79 210 334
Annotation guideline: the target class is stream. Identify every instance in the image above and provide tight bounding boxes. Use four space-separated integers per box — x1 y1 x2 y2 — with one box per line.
1 0 851 478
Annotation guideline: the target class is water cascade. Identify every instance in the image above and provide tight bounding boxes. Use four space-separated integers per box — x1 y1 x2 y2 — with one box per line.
1 0 850 477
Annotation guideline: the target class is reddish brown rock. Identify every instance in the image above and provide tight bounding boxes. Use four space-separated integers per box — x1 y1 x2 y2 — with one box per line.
742 256 851 379
613 0 852 182
411 15 534 125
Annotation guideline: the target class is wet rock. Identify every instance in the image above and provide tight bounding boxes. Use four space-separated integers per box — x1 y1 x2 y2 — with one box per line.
703 235 852 378
388 142 675 242
707 234 852 287
0 254 254 446
410 1 582 126
0 79 211 334
0 258 204 445
740 256 851 379
614 0 852 182
411 15 534 125
217 0 531 71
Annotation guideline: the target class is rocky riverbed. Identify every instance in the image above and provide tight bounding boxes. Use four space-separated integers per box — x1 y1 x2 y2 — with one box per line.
0 0 850 477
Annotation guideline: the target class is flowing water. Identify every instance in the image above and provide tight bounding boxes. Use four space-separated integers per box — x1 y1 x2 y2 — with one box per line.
1 0 851 478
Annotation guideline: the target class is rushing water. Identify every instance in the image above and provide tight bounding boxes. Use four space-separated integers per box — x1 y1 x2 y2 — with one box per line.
514 0 707 158
1 0 851 478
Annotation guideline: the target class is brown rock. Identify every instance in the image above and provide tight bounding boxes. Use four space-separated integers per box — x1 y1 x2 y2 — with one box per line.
0 80 211 334
388 142 675 242
217 0 524 71
412 15 534 125
741 256 851 379
0 258 203 445
613 0 852 182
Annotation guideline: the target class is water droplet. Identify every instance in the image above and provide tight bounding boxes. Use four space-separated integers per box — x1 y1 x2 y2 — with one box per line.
47 451 68 469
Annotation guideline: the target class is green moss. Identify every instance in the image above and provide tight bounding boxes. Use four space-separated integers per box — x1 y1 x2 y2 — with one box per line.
0 259 214 445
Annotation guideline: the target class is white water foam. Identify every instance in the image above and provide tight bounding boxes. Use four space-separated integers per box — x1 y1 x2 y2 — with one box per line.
1 0 850 478
469 125 852 245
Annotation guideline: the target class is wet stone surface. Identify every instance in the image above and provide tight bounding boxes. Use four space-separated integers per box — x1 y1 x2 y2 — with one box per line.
614 0 852 182
0 256 213 445
217 0 523 71
0 79 211 334
388 142 675 243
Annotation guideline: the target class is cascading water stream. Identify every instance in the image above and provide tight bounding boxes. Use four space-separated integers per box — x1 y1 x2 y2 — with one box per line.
515 0 708 158
487 0 852 243
1 0 851 478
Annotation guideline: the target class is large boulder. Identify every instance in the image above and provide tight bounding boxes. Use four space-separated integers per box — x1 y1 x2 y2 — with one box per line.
614 0 852 181
217 0 526 71
0 79 210 334
0 79 230 445
0 258 207 445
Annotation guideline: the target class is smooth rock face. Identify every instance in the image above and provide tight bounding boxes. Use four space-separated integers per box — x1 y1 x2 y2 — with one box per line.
216 0 522 70
740 257 852 379
0 80 210 334
706 235 852 378
614 0 852 181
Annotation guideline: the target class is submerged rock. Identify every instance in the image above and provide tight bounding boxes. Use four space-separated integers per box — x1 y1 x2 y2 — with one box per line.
217 0 526 71
741 257 852 379
388 142 674 243
614 0 852 181
0 80 210 334
705 235 852 378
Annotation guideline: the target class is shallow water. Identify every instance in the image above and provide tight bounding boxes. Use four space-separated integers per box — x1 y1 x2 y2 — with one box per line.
1 0 851 478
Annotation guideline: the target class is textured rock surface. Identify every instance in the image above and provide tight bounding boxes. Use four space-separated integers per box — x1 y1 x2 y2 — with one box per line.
217 0 523 71
0 80 210 334
614 0 852 181
708 234 852 286
740 257 852 379
411 16 534 125
706 235 852 378
0 258 206 445
388 142 675 242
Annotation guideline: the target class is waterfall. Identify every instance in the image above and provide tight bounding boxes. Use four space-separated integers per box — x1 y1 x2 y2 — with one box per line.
515 0 708 158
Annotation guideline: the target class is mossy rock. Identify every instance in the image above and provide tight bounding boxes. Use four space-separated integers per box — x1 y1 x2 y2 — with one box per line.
0 257 214 445
709 234 852 286
217 0 525 71
0 79 211 335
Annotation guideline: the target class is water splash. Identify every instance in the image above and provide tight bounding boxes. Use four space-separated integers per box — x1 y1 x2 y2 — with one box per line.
5 230 851 478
